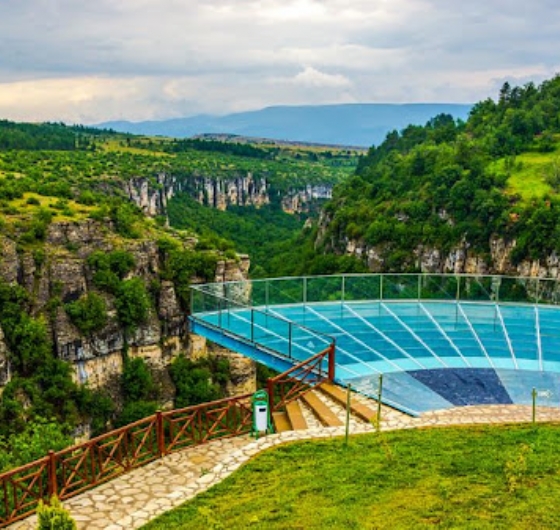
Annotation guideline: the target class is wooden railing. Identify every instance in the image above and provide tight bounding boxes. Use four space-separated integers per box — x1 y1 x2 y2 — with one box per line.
0 344 335 528
0 393 253 527
267 343 335 412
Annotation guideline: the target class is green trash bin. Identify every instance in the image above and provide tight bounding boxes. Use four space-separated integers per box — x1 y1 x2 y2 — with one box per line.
251 389 273 438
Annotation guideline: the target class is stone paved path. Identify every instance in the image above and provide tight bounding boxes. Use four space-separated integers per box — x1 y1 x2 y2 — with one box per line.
9 403 560 529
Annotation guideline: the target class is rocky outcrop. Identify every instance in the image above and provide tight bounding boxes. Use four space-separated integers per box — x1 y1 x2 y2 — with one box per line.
126 173 333 215
188 336 257 397
0 220 250 399
340 235 560 278
0 327 10 389
281 185 332 213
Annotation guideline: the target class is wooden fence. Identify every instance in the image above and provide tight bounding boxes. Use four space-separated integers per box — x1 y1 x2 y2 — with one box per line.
0 344 335 527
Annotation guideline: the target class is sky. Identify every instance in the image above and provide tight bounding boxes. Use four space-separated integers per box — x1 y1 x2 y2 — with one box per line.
1 0 559 124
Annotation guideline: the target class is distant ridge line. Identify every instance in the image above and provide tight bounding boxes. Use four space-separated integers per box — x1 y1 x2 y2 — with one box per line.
96 102 473 147
192 133 368 151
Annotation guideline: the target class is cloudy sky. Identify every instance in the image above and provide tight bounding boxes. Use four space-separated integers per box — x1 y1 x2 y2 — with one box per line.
1 0 559 124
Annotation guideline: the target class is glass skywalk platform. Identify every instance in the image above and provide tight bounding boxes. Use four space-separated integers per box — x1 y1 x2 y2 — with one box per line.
190 274 560 416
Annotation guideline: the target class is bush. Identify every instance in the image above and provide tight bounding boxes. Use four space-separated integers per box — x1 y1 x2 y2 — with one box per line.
65 293 108 336
114 401 158 428
115 278 150 330
170 355 229 408
36 495 77 530
121 357 155 403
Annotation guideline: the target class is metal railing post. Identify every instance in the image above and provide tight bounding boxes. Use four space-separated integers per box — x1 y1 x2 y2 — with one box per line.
156 410 166 458
341 275 346 304
48 450 57 499
251 309 254 342
265 280 269 309
267 378 275 412
288 322 292 358
328 342 336 381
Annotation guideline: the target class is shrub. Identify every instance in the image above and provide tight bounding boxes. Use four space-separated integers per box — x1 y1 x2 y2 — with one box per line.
170 355 229 408
115 278 150 330
121 357 155 403
65 293 108 336
36 495 77 530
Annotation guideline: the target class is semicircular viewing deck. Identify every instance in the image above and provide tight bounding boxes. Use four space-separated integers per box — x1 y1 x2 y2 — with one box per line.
190 274 560 416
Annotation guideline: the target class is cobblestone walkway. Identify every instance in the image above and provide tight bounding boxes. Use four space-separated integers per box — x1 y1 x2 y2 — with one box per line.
9 404 560 529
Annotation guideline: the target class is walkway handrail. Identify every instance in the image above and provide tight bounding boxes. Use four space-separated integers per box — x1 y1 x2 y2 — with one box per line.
191 273 560 309
267 344 335 412
0 347 336 528
0 392 254 527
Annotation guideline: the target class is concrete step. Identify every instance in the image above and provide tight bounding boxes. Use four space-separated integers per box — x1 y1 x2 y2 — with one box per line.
301 390 344 427
319 382 378 423
286 400 308 430
272 411 291 433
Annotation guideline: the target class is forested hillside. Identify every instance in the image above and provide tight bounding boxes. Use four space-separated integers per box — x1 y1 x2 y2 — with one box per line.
317 76 560 273
0 120 352 468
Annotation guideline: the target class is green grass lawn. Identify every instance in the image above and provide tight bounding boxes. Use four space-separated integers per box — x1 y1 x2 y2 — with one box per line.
494 149 560 202
143 424 560 530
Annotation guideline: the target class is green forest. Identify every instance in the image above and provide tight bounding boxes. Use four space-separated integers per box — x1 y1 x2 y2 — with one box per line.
317 75 560 269
0 121 356 469
2 74 560 471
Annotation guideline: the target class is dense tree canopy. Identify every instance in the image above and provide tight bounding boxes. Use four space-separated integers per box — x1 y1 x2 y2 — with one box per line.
320 75 560 269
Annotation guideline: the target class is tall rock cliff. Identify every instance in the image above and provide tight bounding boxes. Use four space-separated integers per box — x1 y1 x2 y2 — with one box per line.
335 231 560 278
125 173 333 216
0 219 254 402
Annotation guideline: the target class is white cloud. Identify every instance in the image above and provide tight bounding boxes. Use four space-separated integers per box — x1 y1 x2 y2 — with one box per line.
0 0 559 122
292 67 351 88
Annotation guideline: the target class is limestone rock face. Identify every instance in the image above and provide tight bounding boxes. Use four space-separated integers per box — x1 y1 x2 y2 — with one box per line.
0 219 250 402
0 236 19 284
126 173 333 215
338 235 560 279
190 337 257 397
281 185 333 214
0 327 10 388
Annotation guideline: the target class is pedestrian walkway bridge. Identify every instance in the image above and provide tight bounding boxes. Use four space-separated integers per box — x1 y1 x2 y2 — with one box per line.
191 274 560 416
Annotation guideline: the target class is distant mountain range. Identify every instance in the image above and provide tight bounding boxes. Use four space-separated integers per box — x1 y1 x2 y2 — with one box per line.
97 103 473 147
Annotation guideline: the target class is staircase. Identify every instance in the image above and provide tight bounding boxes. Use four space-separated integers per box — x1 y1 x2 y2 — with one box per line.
272 382 381 433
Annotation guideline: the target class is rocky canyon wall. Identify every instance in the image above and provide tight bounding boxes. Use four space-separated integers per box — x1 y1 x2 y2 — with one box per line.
125 173 332 216
0 219 255 400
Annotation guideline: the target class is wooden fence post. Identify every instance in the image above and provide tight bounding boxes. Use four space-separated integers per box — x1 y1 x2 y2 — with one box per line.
156 411 166 458
267 378 275 412
328 343 336 381
48 450 57 499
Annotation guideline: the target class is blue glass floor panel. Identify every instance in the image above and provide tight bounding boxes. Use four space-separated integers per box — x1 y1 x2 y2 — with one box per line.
192 300 560 416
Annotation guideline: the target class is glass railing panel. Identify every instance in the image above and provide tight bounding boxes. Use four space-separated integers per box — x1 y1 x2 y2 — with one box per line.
266 278 305 306
343 275 381 302
249 279 267 307
224 280 252 307
382 275 419 300
536 278 560 305
419 274 457 301
457 275 494 302
497 276 535 304
306 276 344 303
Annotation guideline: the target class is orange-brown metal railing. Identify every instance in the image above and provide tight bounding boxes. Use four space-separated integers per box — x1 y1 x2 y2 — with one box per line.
267 343 335 412
0 343 335 528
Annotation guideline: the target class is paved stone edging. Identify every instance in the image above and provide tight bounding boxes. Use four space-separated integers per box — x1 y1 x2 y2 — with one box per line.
8 404 560 529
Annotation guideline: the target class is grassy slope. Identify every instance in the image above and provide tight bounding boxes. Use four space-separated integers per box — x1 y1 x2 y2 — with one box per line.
144 424 560 530
495 140 560 202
